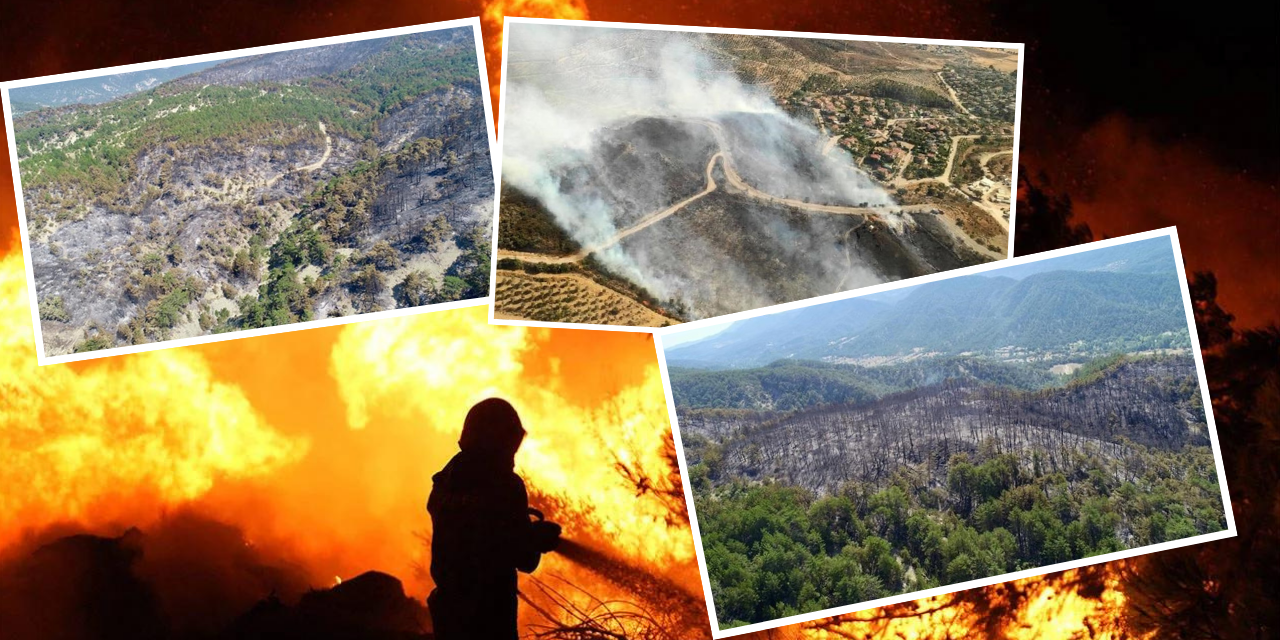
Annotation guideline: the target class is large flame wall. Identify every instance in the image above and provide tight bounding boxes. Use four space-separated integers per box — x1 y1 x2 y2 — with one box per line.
0 253 307 550
0 248 694 603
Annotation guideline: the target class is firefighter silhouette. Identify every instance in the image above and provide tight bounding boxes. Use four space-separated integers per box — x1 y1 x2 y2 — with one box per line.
427 398 562 640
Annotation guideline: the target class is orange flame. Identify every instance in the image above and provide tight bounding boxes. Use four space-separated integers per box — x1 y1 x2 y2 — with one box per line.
0 244 694 630
0 252 307 549
330 309 692 570
741 565 1140 640
479 0 591 118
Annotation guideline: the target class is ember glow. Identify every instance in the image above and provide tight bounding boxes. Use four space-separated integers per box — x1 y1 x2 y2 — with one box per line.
0 2 1264 637
741 565 1140 640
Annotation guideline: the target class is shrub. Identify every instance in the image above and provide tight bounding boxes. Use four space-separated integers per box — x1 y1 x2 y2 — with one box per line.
366 240 403 271
38 295 71 322
395 270 437 307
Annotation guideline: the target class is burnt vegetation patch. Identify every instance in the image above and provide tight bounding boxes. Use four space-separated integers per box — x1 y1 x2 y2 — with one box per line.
16 28 494 355
679 354 1225 627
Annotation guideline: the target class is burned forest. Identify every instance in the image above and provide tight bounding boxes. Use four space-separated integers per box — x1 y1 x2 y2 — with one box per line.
12 26 494 356
666 237 1228 628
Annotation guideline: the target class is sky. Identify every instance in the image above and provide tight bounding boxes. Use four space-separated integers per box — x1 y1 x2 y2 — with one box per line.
660 322 732 348
8 59 220 107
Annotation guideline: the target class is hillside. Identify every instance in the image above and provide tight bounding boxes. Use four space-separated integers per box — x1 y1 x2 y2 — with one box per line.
8 61 219 113
682 355 1206 494
664 237 1188 369
682 354 1226 627
495 25 1018 327
660 296 889 369
669 356 1057 411
668 238 1223 627
15 27 493 355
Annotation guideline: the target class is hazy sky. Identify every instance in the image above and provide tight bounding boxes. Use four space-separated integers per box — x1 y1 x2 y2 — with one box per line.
661 322 735 348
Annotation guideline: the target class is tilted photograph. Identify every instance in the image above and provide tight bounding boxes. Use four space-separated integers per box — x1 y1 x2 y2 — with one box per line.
494 20 1021 328
659 231 1232 635
3 20 495 363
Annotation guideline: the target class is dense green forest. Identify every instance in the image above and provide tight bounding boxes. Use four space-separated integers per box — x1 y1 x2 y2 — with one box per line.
857 78 954 109
678 352 1226 627
695 438 1226 627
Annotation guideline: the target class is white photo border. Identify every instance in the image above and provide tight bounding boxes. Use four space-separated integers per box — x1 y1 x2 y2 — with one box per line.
1 17 499 366
653 227 1237 637
487 16 1026 333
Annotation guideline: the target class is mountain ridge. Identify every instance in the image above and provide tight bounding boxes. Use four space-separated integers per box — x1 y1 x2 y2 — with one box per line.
665 238 1185 369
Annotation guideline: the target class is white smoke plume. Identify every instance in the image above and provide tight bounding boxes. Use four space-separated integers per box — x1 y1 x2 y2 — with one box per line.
501 24 895 319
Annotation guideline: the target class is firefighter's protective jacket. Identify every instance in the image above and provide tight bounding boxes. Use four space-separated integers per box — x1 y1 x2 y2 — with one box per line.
426 398 557 640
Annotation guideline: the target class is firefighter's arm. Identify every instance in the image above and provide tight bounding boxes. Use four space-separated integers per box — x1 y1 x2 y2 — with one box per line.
511 483 562 573
514 516 561 573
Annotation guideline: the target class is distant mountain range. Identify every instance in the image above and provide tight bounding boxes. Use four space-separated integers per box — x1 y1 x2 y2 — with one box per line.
166 36 415 89
664 238 1188 369
8 31 459 115
8 62 218 114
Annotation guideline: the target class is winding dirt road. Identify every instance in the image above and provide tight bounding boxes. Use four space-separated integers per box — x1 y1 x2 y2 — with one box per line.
264 121 331 187
297 121 331 172
936 72 971 116
973 149 1014 230
502 153 725 265
976 149 1012 172
891 134 979 188
497 118 941 266
822 135 841 157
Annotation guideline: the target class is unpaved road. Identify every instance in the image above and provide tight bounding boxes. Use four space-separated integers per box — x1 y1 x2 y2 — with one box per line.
977 148 1008 170
973 149 1014 230
940 134 978 185
497 118 947 267
265 121 330 187
891 134 979 188
936 72 971 115
697 118 931 217
719 155 932 216
822 134 841 156
297 121 332 171
884 115 957 126
499 152 723 264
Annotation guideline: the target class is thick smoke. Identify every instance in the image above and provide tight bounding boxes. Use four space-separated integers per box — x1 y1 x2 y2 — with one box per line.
502 24 894 318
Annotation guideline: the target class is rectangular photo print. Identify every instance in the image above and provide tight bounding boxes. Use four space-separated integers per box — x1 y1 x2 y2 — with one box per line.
2 18 496 364
492 18 1022 330
656 229 1234 636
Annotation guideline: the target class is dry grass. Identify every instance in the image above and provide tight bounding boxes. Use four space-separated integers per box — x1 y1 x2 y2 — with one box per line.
494 271 676 327
519 575 689 640
964 47 1020 73
942 202 1008 254
988 154 1013 179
